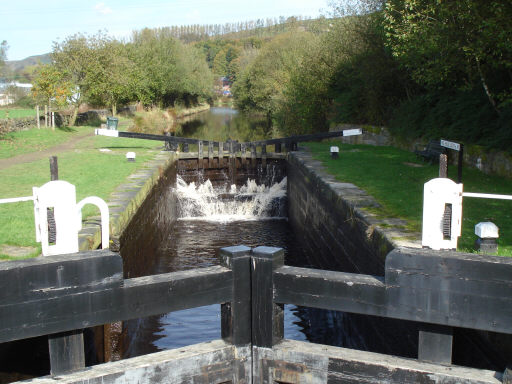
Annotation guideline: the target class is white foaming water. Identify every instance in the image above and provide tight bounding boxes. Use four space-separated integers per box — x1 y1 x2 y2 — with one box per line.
175 175 287 222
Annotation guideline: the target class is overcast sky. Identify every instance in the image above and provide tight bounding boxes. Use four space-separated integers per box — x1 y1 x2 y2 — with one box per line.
1 0 329 61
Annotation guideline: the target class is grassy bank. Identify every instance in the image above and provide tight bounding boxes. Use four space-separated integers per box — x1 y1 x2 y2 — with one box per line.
0 108 36 119
0 126 164 259
306 142 512 256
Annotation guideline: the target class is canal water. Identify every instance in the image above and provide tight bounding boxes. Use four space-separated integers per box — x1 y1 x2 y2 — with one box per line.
121 171 314 358
118 107 508 371
120 108 355 359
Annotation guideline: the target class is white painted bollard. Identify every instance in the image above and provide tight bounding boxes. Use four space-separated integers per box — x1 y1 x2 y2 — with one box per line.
33 180 109 256
422 178 463 250
475 222 499 254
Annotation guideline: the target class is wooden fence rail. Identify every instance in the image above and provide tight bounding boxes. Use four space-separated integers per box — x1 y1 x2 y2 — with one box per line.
95 128 361 156
1 245 510 383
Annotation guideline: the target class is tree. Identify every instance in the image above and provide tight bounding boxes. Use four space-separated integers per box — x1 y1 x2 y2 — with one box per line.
31 64 73 127
233 31 315 125
0 40 8 77
85 39 134 116
129 28 213 107
384 0 512 112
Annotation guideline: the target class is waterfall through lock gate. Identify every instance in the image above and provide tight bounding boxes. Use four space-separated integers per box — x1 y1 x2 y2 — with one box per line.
175 175 288 221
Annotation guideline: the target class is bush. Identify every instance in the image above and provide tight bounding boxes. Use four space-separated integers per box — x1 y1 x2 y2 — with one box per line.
132 109 174 134
389 88 512 151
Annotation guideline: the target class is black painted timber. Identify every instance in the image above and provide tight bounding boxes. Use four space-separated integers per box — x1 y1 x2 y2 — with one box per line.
274 266 386 316
252 246 284 348
115 129 351 149
220 245 252 346
274 248 512 335
0 254 232 343
0 250 123 306
385 248 512 334
48 330 85 375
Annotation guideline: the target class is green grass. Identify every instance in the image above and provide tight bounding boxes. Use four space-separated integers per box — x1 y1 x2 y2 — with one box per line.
306 141 512 256
0 129 164 258
0 126 93 159
0 108 36 118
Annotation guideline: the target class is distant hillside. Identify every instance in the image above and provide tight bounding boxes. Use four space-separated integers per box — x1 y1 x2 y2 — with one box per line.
6 53 51 72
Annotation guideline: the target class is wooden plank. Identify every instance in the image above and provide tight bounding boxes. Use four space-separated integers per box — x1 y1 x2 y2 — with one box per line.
252 247 284 348
385 248 512 334
243 130 348 147
0 266 232 343
0 250 122 306
255 340 501 384
25 341 251 384
118 131 202 145
275 250 512 334
274 266 386 316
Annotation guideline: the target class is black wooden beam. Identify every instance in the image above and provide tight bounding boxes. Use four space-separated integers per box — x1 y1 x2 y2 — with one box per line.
274 248 512 334
242 130 348 146
117 131 214 145
0 266 232 343
274 266 386 316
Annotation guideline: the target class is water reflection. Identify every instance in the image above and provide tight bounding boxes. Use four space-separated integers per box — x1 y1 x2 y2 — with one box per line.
176 107 272 142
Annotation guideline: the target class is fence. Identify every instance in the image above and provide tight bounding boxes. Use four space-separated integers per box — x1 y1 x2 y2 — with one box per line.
95 128 362 157
1 245 510 383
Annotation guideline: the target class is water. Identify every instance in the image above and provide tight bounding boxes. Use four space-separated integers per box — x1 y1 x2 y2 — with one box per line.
176 175 287 221
121 175 308 359
176 107 273 142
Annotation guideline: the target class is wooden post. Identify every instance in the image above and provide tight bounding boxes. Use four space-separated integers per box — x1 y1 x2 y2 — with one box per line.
50 156 59 181
439 154 448 178
183 143 189 153
198 141 203 168
418 325 453 364
219 142 224 167
241 144 247 167
250 144 257 167
44 105 48 127
208 141 213 167
36 105 40 129
229 141 236 184
458 145 464 183
49 330 85 375
275 143 281 153
46 157 86 374
251 246 284 348
220 246 252 346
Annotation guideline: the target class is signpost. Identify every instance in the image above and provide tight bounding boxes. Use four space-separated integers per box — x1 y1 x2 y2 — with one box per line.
440 139 464 183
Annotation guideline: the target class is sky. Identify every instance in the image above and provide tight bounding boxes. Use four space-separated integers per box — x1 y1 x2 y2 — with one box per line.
1 0 330 61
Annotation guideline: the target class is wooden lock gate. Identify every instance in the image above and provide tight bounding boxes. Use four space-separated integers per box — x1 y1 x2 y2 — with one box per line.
0 246 511 383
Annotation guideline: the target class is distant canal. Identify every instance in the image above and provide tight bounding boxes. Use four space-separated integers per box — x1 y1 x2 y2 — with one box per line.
175 107 272 142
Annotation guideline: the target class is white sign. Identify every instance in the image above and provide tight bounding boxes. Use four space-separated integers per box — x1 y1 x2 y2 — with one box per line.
330 146 339 153
95 128 119 137
343 128 362 137
440 139 461 151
